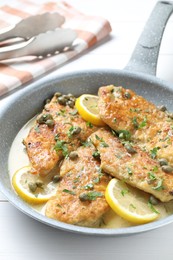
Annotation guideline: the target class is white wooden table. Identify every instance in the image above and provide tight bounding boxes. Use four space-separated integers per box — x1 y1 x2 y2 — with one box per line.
1 0 173 259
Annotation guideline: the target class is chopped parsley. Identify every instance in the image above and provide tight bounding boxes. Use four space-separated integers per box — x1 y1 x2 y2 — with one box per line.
86 121 93 128
54 139 69 157
152 179 164 191
132 116 147 129
81 139 93 147
148 172 157 181
117 130 131 141
150 147 160 159
130 108 141 113
121 189 129 196
130 203 136 209
100 141 109 148
63 189 76 195
95 134 109 147
56 109 66 117
132 117 139 129
148 201 160 214
79 191 103 201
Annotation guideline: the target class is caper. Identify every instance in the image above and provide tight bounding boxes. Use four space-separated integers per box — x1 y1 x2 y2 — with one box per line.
149 195 159 205
158 158 168 166
55 92 62 97
62 95 69 100
57 96 67 105
67 93 74 98
70 96 76 102
28 182 37 192
69 151 79 160
158 105 167 112
45 98 51 104
36 180 44 188
124 92 131 99
46 119 55 127
162 165 173 173
71 126 81 135
67 100 75 108
37 113 53 124
124 143 136 154
79 193 89 202
52 175 61 183
167 112 173 119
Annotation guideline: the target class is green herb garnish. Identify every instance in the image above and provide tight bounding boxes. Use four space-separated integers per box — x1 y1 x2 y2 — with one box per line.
132 117 139 129
81 140 93 147
150 147 160 159
86 121 93 128
121 189 129 196
130 203 136 209
132 116 147 129
63 189 76 195
54 139 69 157
79 191 103 201
148 201 160 214
148 172 157 181
152 179 164 191
117 130 131 141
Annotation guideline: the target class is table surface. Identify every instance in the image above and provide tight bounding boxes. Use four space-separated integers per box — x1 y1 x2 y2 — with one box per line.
1 0 173 259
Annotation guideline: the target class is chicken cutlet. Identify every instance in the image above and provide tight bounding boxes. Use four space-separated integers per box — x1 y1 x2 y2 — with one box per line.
98 85 173 166
24 93 97 176
45 144 110 227
90 128 173 202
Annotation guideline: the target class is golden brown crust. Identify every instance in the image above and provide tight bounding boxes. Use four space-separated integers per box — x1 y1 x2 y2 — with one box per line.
98 85 173 166
24 94 97 176
45 145 110 226
90 128 173 202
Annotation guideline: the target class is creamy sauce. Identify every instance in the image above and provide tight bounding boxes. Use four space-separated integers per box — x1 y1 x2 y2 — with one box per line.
8 117 173 229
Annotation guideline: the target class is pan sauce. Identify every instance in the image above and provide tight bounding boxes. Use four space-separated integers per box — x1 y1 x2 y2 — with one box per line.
8 117 173 228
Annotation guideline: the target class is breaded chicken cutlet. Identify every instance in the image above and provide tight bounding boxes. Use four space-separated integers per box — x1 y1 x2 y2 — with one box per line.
24 93 97 176
90 128 173 202
98 85 173 167
45 144 110 227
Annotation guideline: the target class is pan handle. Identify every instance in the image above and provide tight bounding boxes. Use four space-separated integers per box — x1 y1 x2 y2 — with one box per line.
125 1 173 75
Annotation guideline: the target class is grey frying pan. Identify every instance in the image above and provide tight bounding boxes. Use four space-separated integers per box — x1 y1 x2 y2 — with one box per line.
1 1 173 236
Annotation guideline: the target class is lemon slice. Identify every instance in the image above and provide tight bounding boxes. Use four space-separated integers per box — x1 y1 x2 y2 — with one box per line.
75 94 105 126
105 178 159 224
12 166 57 204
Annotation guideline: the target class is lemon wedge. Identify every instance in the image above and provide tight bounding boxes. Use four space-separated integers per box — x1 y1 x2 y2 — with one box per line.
12 166 57 204
105 178 159 224
75 94 105 126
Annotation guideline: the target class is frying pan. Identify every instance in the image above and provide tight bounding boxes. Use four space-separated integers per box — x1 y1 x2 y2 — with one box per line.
1 1 173 236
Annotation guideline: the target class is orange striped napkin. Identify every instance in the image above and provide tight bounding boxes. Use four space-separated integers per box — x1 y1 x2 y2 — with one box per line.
0 0 111 97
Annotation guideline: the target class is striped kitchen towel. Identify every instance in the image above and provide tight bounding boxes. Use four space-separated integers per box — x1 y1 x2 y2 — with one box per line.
0 0 112 97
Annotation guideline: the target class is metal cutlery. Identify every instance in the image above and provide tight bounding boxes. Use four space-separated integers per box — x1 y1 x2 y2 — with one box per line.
0 12 65 42
0 12 77 60
0 28 77 60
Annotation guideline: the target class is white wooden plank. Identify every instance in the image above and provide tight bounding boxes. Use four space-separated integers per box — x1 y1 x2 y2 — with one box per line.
0 203 173 260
